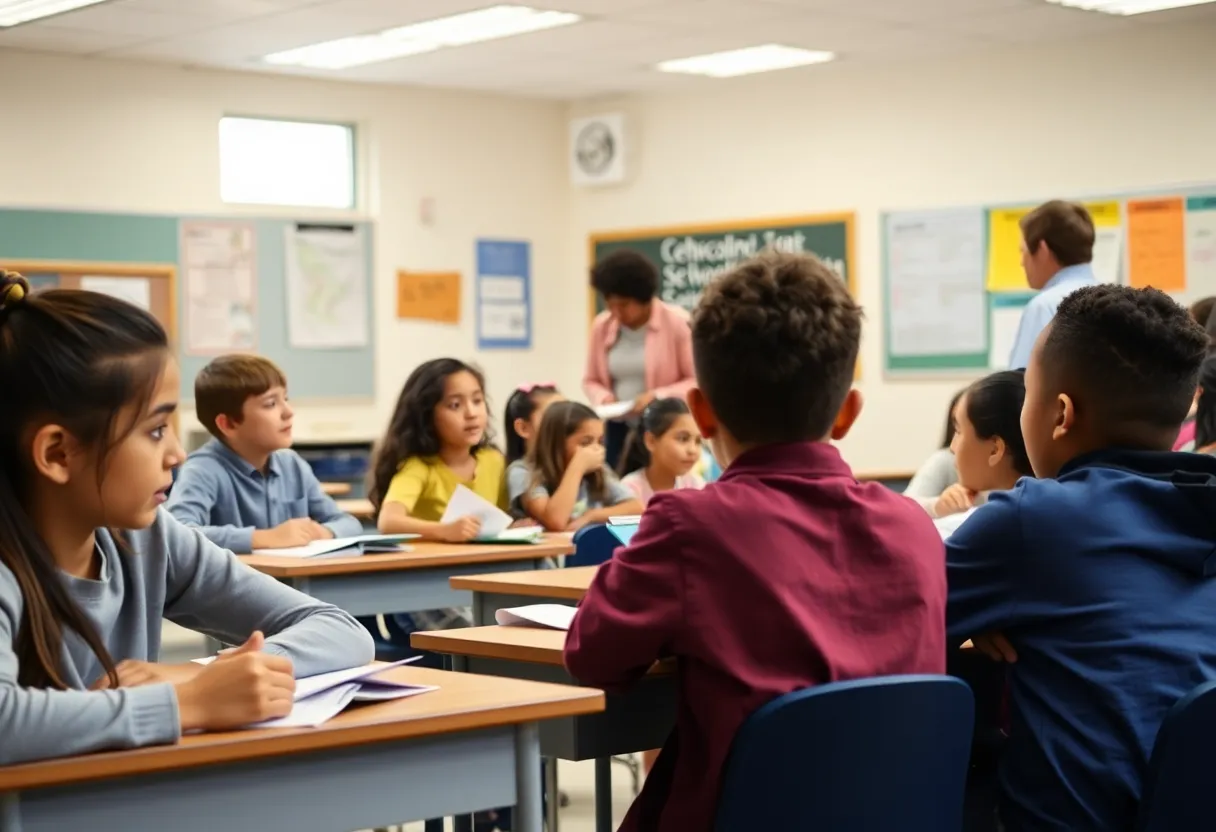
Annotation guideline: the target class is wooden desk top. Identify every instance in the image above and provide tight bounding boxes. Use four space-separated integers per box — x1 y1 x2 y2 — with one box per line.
451 566 598 600
0 666 602 793
335 497 374 518
855 469 916 482
321 482 353 497
412 625 674 675
239 536 573 578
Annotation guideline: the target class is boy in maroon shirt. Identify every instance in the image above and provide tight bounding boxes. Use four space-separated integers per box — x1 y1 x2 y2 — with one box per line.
564 251 947 832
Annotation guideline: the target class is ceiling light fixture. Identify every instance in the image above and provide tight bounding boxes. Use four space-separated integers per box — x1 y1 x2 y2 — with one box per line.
1044 0 1215 14
657 44 835 78
0 0 111 27
264 5 581 70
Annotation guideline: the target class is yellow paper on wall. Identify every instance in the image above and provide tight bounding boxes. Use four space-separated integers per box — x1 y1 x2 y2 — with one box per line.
985 207 1031 291
397 270 461 324
1084 200 1121 228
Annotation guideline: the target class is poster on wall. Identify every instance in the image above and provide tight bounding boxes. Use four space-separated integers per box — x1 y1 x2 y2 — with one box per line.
476 239 531 349
80 275 152 311
181 221 257 354
284 224 369 349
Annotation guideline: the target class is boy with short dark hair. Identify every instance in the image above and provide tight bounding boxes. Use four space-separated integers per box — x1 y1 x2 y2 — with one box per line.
167 354 362 552
565 251 946 832
948 284 1216 831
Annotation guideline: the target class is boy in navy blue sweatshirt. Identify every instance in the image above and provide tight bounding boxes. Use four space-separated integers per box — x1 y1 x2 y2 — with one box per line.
947 284 1216 831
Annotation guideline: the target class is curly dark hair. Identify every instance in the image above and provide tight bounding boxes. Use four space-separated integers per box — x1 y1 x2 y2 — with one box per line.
964 371 1033 477
368 358 494 511
1042 285 1208 433
591 249 659 303
691 250 861 444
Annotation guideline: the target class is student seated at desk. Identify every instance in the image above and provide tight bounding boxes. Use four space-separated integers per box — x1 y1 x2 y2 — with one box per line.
503 382 565 519
947 285 1216 831
0 274 373 765
564 252 946 832
518 401 643 532
166 355 363 551
618 397 705 504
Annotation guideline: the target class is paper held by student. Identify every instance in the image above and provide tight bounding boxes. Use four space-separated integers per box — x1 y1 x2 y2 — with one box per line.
594 401 633 422
250 533 416 558
495 603 579 631
442 484 545 543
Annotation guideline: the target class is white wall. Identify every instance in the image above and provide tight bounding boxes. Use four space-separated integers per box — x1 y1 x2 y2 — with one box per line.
567 21 1216 472
0 51 576 444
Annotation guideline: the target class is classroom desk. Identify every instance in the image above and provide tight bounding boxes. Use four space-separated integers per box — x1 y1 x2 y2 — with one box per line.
238 537 574 618
453 565 598 625
0 665 603 832
335 496 374 518
413 626 676 832
320 481 352 497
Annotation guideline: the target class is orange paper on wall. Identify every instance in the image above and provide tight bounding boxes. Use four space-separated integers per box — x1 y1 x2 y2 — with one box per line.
1127 198 1186 292
397 270 461 324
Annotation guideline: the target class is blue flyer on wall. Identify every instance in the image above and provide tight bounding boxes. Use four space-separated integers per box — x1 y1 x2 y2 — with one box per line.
475 239 531 350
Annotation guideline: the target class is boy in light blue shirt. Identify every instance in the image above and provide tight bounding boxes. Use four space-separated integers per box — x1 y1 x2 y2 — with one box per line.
167 355 362 552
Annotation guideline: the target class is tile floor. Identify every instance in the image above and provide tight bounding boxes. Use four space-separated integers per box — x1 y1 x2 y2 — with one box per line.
162 623 640 832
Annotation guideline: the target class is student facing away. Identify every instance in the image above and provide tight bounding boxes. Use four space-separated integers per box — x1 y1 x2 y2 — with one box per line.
947 285 1216 831
0 273 373 765
564 251 946 832
166 354 363 551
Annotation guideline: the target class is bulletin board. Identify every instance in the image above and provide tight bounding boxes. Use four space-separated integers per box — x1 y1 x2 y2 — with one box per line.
0 208 375 401
882 186 1216 377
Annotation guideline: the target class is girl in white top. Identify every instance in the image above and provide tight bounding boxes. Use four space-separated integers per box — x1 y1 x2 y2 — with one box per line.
936 370 1034 539
620 398 706 505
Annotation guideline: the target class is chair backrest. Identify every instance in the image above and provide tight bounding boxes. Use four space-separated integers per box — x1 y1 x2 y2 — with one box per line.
567 524 619 568
1137 680 1216 832
715 675 974 832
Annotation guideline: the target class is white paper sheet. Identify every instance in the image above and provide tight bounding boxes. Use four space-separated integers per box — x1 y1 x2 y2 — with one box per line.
495 604 578 631
80 276 151 311
989 302 1028 370
1186 200 1216 297
291 657 420 701
284 225 368 349
441 484 513 538
250 533 415 558
934 508 977 541
594 401 633 422
1091 226 1124 285
479 302 529 340
181 221 257 354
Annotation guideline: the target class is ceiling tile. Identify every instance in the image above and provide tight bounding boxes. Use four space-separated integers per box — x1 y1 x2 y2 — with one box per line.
0 24 146 54
757 0 1037 24
28 4 221 38
616 0 803 29
938 3 1136 42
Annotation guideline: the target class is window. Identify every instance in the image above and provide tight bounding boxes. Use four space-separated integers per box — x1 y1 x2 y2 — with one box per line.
218 117 355 209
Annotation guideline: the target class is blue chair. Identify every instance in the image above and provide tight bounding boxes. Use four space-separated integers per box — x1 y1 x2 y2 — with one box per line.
715 675 974 832
567 523 620 568
1137 680 1216 831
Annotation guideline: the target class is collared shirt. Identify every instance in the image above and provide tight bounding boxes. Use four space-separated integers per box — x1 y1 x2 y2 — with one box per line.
166 438 363 552
1007 264 1097 369
565 442 946 832
583 300 696 407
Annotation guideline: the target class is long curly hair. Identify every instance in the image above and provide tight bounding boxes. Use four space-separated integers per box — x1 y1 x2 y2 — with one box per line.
368 358 494 511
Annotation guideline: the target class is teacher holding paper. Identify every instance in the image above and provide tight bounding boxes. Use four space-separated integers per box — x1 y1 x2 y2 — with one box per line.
584 249 696 470
1007 200 1097 369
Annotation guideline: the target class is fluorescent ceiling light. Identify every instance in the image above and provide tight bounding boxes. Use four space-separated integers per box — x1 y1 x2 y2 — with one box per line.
0 0 110 27
1044 0 1215 14
264 5 581 70
657 44 835 78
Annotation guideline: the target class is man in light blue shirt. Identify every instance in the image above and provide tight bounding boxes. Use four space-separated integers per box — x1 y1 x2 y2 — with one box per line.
1007 200 1097 369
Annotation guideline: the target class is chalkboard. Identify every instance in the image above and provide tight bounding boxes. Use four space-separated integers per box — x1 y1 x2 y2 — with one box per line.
588 213 856 316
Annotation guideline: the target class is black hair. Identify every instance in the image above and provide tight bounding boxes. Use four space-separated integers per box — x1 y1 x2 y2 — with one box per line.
691 251 861 444
1195 354 1216 449
617 398 692 475
369 358 493 511
942 389 966 449
964 371 1033 477
530 401 606 506
1041 285 1208 441
503 384 559 464
591 249 659 304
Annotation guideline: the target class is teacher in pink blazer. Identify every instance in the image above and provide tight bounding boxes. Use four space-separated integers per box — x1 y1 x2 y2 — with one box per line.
584 249 696 471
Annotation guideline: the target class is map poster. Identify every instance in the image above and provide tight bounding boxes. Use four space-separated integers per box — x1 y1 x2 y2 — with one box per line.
284 224 368 349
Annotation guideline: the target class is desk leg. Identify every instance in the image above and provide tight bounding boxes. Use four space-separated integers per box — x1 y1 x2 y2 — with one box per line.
594 757 612 832
544 758 560 832
1 793 21 832
516 723 543 832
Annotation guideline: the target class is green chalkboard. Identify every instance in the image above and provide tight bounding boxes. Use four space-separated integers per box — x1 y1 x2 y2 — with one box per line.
589 213 855 317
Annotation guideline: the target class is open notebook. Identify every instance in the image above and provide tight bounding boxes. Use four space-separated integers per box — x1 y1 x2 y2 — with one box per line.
251 533 418 558
443 484 545 544
192 656 437 728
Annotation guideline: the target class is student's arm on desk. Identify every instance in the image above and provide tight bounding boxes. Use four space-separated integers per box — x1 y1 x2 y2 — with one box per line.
564 499 684 691
946 491 1026 657
158 512 374 674
165 460 255 553
293 451 363 538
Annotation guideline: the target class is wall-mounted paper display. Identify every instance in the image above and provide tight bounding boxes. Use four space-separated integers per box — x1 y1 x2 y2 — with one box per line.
396 270 460 324
181 221 257 354
1128 198 1186 292
476 239 531 350
1186 196 1216 298
80 275 152 311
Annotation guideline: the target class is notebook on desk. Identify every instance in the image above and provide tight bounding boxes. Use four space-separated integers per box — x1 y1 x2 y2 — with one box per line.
250 533 418 558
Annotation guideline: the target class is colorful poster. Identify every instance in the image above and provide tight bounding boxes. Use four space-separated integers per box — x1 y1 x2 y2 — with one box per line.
476 240 531 349
985 207 1031 292
1128 198 1186 292
1186 196 1216 298
396 270 461 324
